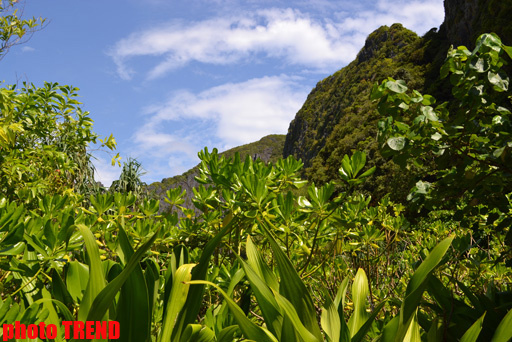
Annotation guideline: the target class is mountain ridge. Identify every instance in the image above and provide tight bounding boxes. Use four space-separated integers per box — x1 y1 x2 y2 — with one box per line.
148 0 512 207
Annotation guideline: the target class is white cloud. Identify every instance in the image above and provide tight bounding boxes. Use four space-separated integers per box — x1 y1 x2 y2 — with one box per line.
140 75 308 148
338 0 444 36
109 0 445 182
109 8 359 80
21 46 35 53
130 75 308 180
109 1 444 80
92 156 121 187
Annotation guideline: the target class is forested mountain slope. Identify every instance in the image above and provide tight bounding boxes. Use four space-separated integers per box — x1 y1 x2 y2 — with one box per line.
283 0 512 201
149 0 512 206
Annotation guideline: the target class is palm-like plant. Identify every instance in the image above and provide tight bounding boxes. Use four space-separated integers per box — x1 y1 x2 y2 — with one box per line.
110 157 147 197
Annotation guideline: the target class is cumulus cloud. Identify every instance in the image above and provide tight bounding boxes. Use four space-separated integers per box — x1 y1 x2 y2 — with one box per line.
338 0 444 35
128 75 308 181
137 75 308 149
109 8 359 80
109 0 444 80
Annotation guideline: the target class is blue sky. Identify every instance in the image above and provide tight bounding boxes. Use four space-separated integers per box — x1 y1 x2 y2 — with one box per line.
1 0 444 186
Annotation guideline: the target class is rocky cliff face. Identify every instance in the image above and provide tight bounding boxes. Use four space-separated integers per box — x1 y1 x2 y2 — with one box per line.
443 0 480 48
282 0 511 200
443 0 512 47
283 23 425 200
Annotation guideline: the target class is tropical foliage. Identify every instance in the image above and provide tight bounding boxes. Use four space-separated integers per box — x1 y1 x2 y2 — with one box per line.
1 2 512 341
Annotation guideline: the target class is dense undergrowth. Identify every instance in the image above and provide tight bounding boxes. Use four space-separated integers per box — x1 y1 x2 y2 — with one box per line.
1 1 512 340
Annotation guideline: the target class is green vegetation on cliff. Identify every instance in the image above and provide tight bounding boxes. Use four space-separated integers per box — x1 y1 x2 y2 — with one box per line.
283 0 512 205
284 24 429 201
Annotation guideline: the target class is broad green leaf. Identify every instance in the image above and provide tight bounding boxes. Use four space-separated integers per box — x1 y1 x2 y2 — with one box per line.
421 106 439 122
469 57 489 73
491 308 512 342
476 32 502 52
488 70 509 91
347 269 370 337
0 241 25 255
431 132 442 141
387 137 406 151
66 260 89 303
351 151 366 176
503 45 512 60
77 224 106 322
187 280 278 342
340 154 353 178
359 166 376 179
460 312 486 342
386 79 408 93
160 264 197 342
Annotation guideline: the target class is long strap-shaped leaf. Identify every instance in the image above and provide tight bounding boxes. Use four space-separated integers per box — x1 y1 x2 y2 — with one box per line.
347 269 370 337
491 308 512 342
171 212 236 341
186 280 278 342
69 225 161 342
115 225 151 342
259 216 324 341
76 224 106 322
272 290 319 342
242 236 283 337
460 312 486 342
159 263 196 342
85 227 160 321
381 235 454 342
